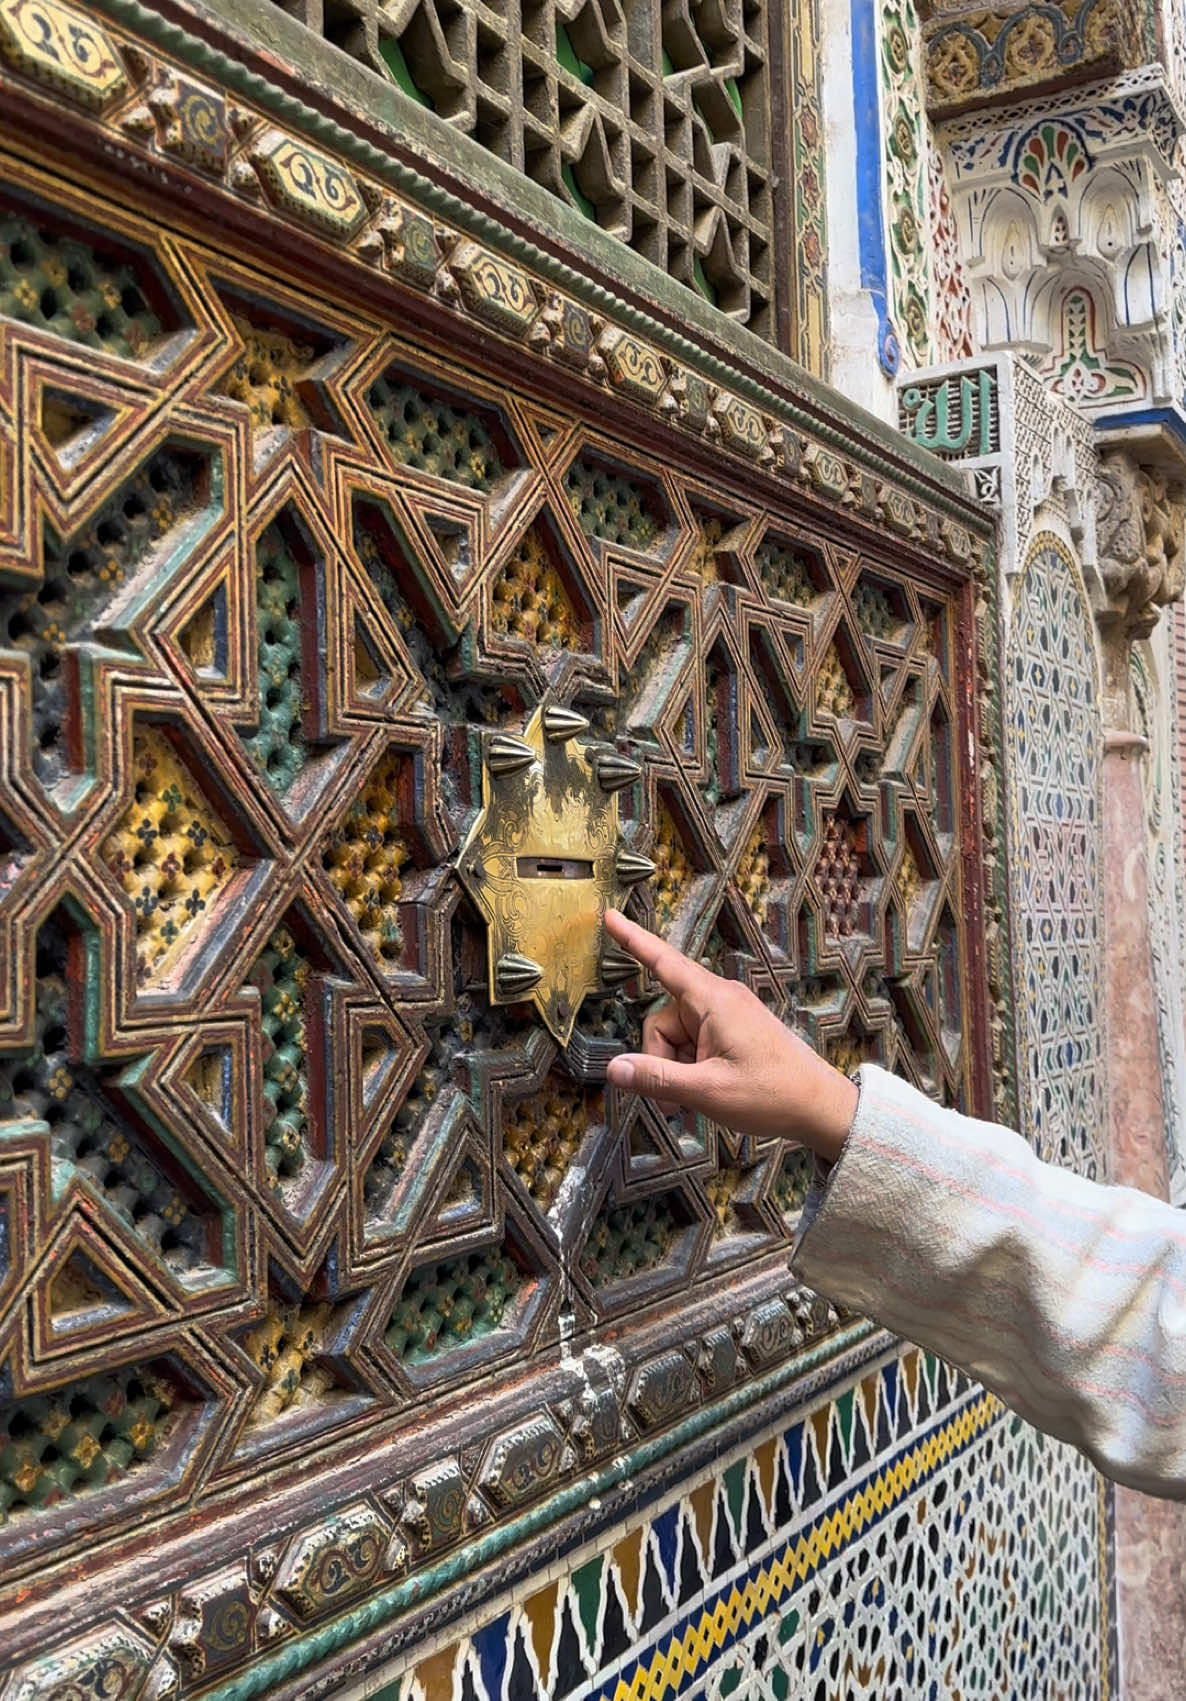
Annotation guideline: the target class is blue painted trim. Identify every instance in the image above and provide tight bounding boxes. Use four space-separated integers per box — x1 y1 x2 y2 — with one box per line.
1093 404 1186 449
851 0 899 377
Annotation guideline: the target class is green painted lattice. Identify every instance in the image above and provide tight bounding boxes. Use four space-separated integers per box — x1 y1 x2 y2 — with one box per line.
0 934 213 1273
0 209 168 358
250 926 312 1185
244 521 306 793
15 452 201 791
581 1194 680 1287
853 578 897 638
755 540 820 607
0 1366 181 1526
386 1249 523 1363
563 460 659 551
771 1148 815 1216
367 375 504 491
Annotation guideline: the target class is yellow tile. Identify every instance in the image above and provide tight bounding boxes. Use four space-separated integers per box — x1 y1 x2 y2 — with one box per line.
522 1581 558 1689
413 1644 458 1701
613 1527 644 1622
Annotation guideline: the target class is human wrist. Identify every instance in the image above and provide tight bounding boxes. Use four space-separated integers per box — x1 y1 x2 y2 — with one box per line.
803 1062 859 1165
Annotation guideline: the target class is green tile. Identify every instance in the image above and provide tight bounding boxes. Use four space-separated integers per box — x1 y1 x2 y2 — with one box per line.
723 1459 746 1539
835 1388 856 1460
572 1554 605 1657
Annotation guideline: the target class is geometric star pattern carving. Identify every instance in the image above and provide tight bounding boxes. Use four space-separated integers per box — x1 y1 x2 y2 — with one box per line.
0 92 979 1700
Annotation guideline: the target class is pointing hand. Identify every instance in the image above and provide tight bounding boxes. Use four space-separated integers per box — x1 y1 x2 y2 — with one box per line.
603 910 858 1163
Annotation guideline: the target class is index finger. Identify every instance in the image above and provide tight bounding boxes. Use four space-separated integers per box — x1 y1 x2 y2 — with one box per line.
604 909 714 1003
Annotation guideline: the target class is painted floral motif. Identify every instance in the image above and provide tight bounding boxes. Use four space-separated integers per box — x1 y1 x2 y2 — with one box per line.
925 0 1143 115
1041 287 1145 403
1016 120 1092 197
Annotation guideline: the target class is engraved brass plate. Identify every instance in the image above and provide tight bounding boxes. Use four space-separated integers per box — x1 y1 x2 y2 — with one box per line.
457 699 650 1045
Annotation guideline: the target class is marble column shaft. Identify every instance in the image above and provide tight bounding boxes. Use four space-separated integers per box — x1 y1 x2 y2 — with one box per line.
1102 730 1186 1701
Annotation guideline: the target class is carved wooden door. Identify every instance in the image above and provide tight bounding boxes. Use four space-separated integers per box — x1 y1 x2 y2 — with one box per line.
0 1 1002 1694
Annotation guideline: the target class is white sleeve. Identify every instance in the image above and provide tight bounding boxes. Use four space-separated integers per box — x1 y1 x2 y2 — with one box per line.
791 1064 1186 1499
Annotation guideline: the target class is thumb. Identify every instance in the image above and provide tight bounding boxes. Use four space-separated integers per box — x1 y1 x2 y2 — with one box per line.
607 1052 730 1118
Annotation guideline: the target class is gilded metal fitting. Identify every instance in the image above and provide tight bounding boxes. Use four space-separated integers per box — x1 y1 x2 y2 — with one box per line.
458 695 652 1044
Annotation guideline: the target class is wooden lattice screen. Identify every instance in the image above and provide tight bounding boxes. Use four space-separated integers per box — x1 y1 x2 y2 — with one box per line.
0 1 1004 1695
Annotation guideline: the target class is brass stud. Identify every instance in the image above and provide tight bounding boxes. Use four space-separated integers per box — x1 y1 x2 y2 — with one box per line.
486 734 536 778
495 952 544 997
542 705 590 743
594 752 641 794
615 849 656 885
599 948 637 987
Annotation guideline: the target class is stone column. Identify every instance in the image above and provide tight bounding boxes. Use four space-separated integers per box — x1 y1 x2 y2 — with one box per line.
1176 604 1186 1066
1095 449 1186 1701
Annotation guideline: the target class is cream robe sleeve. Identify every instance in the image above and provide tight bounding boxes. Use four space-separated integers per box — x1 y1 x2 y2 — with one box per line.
791 1064 1186 1499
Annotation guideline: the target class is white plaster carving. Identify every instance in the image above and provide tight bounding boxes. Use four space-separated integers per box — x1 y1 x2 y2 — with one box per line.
896 351 1098 601
936 72 1186 415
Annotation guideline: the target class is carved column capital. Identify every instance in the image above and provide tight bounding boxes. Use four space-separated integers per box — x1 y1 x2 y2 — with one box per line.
1096 451 1186 637
1094 449 1186 728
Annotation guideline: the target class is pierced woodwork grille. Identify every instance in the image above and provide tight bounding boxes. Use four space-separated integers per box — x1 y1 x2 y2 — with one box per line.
263 0 780 340
0 23 985 1690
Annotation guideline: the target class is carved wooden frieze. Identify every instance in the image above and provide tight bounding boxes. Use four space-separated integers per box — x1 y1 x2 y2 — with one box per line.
0 2 1001 1694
